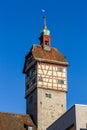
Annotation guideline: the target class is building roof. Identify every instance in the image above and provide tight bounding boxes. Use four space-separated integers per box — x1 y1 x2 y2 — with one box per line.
23 44 68 73
0 112 36 130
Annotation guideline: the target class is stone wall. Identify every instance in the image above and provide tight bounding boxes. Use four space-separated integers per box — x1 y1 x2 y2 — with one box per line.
37 88 66 130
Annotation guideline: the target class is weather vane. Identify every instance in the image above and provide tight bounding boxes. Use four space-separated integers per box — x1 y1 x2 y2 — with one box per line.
42 9 45 13
41 9 46 16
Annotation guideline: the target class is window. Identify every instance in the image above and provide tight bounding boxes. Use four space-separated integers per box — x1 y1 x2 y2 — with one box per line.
48 94 52 98
24 125 32 130
45 40 49 45
58 80 64 84
26 70 31 78
45 93 52 98
29 70 33 78
28 126 32 130
58 68 63 72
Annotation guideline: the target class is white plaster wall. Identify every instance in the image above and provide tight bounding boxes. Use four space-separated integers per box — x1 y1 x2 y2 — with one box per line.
75 105 87 130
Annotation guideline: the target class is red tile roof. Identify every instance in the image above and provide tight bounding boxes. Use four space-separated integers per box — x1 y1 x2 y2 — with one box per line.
32 45 68 64
0 112 36 130
23 44 68 73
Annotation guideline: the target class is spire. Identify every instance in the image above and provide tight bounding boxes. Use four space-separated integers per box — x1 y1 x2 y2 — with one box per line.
40 16 50 36
39 16 51 49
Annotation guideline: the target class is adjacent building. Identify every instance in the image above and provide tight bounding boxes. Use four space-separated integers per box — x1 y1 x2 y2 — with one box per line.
47 104 87 130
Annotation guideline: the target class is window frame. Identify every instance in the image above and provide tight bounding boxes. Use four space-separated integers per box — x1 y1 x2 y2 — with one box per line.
58 79 64 84
58 68 63 72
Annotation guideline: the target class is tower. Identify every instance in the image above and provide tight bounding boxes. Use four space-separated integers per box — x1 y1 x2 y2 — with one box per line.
23 16 68 130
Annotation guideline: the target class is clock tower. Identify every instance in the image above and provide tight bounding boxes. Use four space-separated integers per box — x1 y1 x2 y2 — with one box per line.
23 16 68 130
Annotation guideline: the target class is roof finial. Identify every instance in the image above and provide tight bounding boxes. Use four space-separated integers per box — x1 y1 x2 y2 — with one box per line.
43 16 47 29
40 12 50 36
41 9 47 29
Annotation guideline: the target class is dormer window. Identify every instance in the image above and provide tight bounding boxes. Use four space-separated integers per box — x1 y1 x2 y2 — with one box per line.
28 126 32 130
24 124 32 130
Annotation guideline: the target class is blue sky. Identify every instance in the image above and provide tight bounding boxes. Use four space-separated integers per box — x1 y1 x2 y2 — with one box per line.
0 0 87 113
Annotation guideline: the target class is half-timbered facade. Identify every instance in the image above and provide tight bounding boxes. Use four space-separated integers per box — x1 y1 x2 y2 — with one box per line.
37 62 67 91
23 16 68 130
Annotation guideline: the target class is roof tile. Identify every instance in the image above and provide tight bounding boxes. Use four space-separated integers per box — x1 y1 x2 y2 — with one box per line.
32 45 68 65
23 44 68 73
0 112 36 130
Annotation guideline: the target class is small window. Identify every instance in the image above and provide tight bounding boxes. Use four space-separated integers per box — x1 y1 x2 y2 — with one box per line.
26 70 32 78
28 126 32 130
45 93 52 98
58 68 63 72
24 124 32 130
48 94 52 98
58 80 64 84
29 70 33 78
45 40 49 45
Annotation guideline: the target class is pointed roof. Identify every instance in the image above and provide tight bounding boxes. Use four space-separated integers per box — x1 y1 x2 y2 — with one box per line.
23 44 68 73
